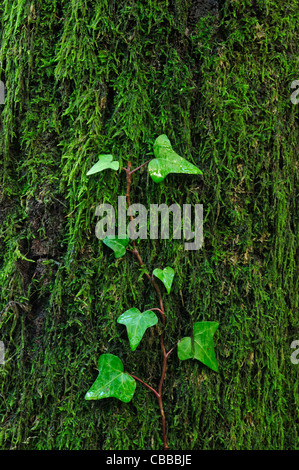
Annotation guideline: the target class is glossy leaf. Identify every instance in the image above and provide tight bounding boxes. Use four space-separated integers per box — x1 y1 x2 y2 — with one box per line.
117 308 158 351
153 267 175 294
103 235 129 258
87 155 119 175
148 135 202 183
85 354 136 402
177 336 193 361
178 321 219 372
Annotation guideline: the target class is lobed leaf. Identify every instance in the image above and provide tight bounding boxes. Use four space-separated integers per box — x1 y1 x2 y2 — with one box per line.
103 235 129 258
87 155 119 175
177 336 193 361
177 321 219 372
117 308 158 351
153 267 175 294
85 354 136 403
148 135 202 183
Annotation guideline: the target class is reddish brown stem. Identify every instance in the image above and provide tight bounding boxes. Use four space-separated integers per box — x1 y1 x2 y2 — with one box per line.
128 374 159 399
129 160 151 174
124 162 151 281
166 346 175 358
124 161 171 450
148 307 164 320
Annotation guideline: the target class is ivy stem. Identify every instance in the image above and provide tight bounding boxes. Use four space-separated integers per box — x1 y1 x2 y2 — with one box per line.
124 161 170 450
129 160 151 175
125 162 152 282
148 307 164 320
128 374 160 399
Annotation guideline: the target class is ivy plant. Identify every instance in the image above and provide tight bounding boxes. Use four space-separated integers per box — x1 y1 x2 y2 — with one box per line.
84 135 219 450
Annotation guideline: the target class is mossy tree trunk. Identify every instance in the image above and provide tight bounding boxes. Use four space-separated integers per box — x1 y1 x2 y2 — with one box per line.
0 0 298 450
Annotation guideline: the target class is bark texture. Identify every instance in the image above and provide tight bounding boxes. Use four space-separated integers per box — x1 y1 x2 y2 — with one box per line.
0 0 298 450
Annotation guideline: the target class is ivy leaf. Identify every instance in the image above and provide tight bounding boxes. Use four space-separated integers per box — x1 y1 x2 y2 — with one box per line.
117 308 158 351
85 354 136 402
178 321 219 372
177 336 193 361
87 155 119 175
148 135 202 183
153 267 175 294
103 235 129 258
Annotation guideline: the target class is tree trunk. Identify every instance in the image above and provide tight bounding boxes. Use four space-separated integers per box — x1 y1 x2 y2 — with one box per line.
0 0 298 450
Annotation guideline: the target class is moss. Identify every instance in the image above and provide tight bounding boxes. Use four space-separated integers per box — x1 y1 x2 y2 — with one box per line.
0 0 298 450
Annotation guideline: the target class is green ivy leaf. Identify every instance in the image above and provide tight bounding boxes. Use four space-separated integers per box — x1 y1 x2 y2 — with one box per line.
117 308 158 351
103 235 129 258
148 135 202 183
85 354 136 402
178 321 219 372
177 336 193 361
153 267 175 294
87 155 119 175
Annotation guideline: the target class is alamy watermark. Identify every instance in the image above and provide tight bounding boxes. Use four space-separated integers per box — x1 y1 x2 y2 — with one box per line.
0 80 5 104
290 340 299 365
95 197 203 251
0 341 5 364
290 80 299 105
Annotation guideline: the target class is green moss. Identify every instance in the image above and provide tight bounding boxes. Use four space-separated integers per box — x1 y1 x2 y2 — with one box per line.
0 0 298 450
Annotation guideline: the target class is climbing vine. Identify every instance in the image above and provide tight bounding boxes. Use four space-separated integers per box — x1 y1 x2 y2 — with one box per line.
84 135 219 450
